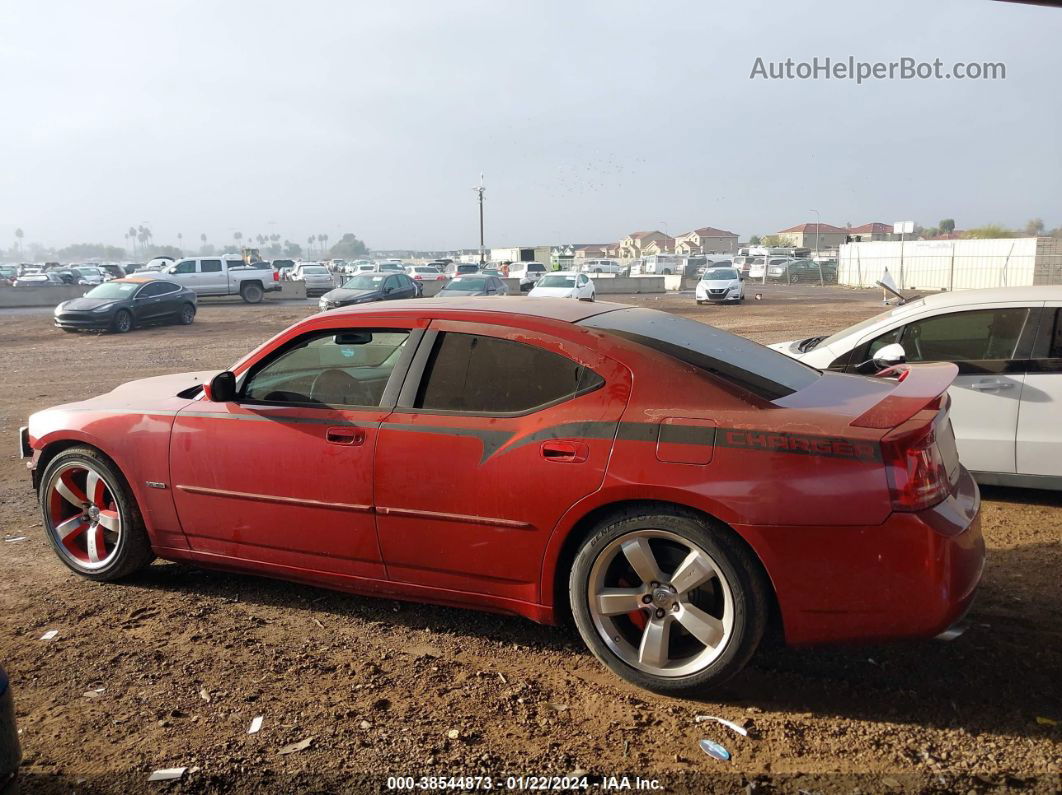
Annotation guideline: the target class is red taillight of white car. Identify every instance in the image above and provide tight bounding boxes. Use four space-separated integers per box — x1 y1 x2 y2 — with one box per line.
881 408 951 512
272 271 279 282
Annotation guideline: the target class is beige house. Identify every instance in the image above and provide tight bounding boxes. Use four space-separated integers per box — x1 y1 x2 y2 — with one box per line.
777 222 848 250
674 226 739 255
618 230 674 259
848 222 893 242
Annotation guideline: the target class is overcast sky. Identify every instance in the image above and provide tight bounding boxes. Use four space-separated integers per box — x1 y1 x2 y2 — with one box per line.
1 0 1059 251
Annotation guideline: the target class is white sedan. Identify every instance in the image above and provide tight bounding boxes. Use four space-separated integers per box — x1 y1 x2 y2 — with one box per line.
528 272 595 301
695 266 744 304
770 286 1062 490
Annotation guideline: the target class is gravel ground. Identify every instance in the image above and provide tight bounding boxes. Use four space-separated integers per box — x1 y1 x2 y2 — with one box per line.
0 287 1059 794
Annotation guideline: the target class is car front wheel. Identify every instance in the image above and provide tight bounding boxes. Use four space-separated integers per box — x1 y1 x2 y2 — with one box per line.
38 446 154 581
111 310 132 333
569 509 767 694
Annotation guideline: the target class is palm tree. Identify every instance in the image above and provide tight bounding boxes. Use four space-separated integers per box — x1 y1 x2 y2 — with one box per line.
177 232 183 254
319 233 329 256
308 235 316 257
14 228 23 255
128 226 138 257
234 231 243 250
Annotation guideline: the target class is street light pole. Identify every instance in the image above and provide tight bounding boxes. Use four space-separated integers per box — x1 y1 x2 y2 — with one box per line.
474 174 486 266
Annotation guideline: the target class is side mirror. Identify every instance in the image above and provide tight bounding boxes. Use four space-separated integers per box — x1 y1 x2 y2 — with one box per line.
873 343 906 370
204 371 237 402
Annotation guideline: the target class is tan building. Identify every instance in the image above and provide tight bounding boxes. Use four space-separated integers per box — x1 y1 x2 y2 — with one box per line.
618 230 674 259
674 226 739 255
777 222 848 250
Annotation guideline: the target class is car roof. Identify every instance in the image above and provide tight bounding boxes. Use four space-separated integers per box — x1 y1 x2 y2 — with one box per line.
325 296 625 323
906 285 1062 308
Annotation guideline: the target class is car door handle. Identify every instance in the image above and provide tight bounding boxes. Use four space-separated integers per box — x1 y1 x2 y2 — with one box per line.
326 426 366 446
541 440 588 463
970 380 1014 391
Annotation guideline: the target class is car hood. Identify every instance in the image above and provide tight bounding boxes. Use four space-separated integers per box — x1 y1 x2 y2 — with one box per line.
321 288 381 303
58 297 121 312
699 279 740 289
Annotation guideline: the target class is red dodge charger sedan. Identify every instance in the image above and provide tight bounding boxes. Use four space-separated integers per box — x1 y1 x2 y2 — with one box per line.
20 298 984 693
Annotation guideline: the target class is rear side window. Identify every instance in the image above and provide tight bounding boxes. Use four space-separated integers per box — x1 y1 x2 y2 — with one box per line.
414 332 603 413
579 307 819 400
201 260 222 273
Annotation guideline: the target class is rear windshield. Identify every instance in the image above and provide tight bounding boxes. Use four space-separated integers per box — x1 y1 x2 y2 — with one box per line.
579 308 820 400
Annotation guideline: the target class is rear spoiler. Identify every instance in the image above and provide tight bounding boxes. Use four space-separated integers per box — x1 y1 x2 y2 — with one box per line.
850 362 958 429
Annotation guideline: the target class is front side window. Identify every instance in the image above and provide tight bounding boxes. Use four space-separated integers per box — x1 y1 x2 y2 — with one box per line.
173 260 197 274
414 332 603 413
243 330 411 407
898 307 1030 362
136 281 174 298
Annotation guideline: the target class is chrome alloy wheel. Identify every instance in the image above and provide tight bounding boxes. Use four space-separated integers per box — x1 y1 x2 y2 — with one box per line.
43 461 122 571
587 530 734 677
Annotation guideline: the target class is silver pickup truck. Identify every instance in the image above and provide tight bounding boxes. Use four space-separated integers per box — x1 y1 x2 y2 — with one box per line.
162 258 281 303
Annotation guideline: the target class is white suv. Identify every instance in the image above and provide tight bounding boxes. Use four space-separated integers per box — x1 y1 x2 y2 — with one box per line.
508 261 548 291
580 259 623 274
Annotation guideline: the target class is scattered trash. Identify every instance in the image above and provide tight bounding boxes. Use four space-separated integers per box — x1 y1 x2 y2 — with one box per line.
447 729 460 740
4 536 28 543
277 737 314 755
545 702 569 713
198 687 211 703
311 617 324 629
497 672 507 684
40 630 58 641
148 767 187 782
694 715 748 737
1035 716 1058 727
248 716 263 734
699 738 731 761
83 688 105 699
359 720 372 730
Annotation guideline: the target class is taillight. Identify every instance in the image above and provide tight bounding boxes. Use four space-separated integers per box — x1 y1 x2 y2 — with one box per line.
272 270 279 282
881 412 950 511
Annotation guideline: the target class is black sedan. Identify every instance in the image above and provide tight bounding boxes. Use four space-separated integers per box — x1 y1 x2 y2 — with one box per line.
0 664 18 794
54 277 197 333
436 274 509 297
318 272 420 311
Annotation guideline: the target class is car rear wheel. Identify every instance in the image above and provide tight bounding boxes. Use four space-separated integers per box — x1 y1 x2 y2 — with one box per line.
240 283 264 303
111 310 132 334
38 447 154 581
178 303 196 325
570 509 767 694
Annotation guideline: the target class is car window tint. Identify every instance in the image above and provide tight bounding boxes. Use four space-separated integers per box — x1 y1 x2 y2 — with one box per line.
137 282 169 297
901 308 1030 362
243 330 411 407
414 332 603 413
579 307 819 400
201 260 222 273
174 260 196 274
1049 309 1062 359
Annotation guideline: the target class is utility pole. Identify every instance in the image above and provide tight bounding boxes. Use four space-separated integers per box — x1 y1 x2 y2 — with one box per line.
474 173 486 265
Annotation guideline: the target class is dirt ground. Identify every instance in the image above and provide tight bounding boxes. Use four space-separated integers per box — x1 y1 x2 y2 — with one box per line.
0 287 1059 794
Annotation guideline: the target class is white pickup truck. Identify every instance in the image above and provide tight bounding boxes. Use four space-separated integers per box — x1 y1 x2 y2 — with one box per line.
162 258 281 303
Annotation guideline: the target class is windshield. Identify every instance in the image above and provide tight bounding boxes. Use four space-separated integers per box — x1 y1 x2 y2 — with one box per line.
445 277 487 290
702 268 738 281
538 275 576 288
579 308 820 400
816 299 925 350
341 274 386 290
85 281 140 299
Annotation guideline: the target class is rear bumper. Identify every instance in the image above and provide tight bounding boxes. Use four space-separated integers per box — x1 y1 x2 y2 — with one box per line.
737 467 984 646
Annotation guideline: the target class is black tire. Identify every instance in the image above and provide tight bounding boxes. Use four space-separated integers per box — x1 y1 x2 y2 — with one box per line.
38 446 155 581
240 282 264 303
178 303 196 325
569 508 768 694
111 309 133 334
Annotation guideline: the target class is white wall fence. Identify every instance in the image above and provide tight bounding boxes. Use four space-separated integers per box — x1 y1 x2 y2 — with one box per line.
838 237 1062 290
